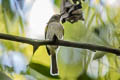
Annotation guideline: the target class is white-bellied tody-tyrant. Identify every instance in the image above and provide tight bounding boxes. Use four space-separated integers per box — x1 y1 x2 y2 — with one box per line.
45 14 64 75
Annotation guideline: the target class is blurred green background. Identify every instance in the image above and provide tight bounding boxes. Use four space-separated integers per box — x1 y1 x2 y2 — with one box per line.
0 0 120 80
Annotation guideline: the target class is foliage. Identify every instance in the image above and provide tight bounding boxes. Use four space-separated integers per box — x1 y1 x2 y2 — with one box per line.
0 0 120 80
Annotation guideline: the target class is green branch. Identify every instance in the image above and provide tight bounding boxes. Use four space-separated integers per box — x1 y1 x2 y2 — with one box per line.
0 33 120 55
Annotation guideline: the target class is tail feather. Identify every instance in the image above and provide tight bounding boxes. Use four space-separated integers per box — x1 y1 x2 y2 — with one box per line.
50 54 58 75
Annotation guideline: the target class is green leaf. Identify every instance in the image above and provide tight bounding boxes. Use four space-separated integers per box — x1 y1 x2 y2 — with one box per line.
97 13 105 26
19 16 24 33
54 0 61 8
77 72 92 80
2 10 10 33
93 51 105 60
29 63 60 79
87 9 95 28
0 71 12 80
58 47 85 79
63 22 86 41
2 0 15 20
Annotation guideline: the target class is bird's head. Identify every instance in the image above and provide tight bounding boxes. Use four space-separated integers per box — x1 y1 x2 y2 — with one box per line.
49 14 61 23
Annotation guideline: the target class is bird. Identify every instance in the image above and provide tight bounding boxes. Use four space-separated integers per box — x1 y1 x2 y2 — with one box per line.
45 14 64 75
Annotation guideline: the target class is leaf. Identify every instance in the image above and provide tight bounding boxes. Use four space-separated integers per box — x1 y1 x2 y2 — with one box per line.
58 47 85 79
2 0 15 20
87 56 109 79
93 52 105 60
87 10 95 28
0 71 12 80
19 16 24 33
54 0 61 8
29 63 60 79
77 72 92 80
97 13 105 26
2 0 25 32
2 41 15 50
2 10 10 33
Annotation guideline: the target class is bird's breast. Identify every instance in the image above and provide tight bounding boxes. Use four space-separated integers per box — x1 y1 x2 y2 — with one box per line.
46 22 64 40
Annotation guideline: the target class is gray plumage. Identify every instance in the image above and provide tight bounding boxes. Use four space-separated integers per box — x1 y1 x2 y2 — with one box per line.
45 14 64 75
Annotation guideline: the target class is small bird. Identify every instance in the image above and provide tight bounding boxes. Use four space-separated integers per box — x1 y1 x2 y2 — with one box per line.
45 14 64 75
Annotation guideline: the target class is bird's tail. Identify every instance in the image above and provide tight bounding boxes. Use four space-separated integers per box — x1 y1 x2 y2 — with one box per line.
50 53 58 75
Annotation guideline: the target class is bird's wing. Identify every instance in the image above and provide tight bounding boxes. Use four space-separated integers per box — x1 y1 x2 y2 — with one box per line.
45 25 48 39
45 24 50 55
